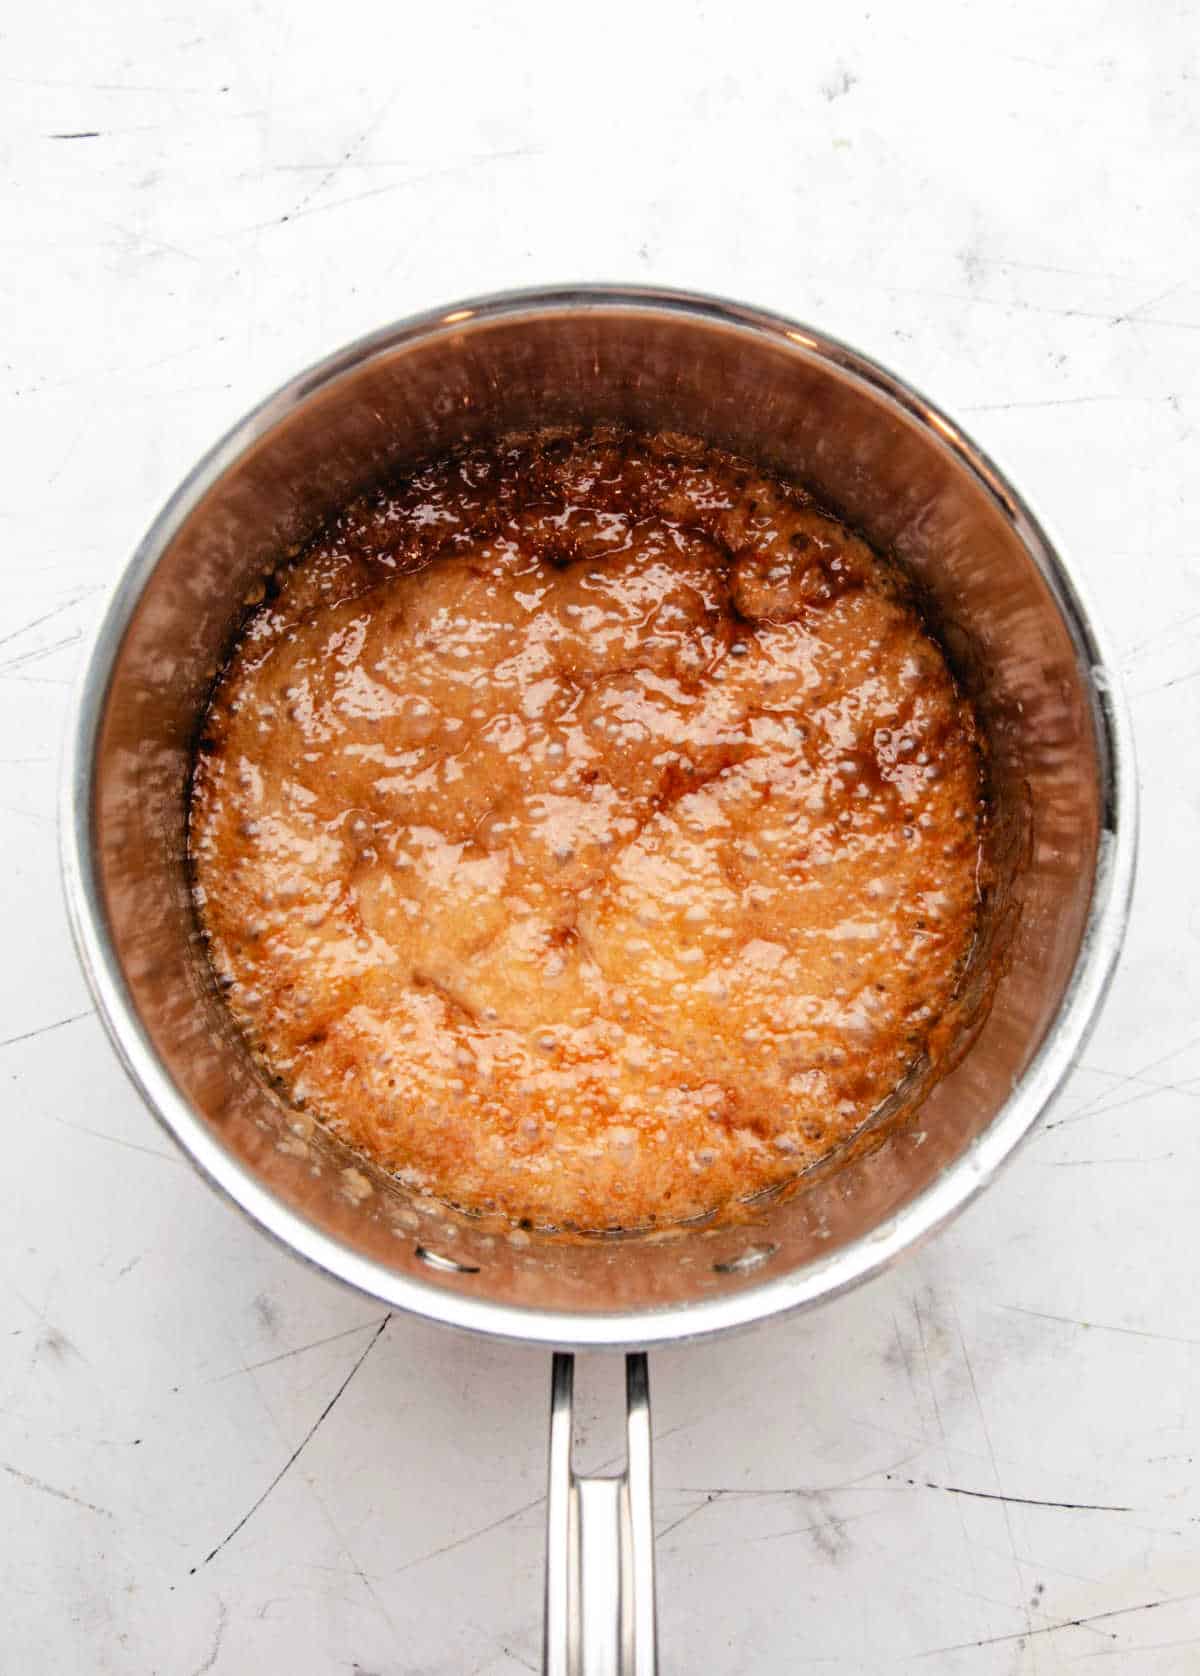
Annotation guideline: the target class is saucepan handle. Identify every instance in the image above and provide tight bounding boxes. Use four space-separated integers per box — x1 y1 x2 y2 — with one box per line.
544 1352 658 1675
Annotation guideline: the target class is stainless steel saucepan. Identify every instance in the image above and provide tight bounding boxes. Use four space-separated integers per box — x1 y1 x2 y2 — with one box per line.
61 286 1136 1673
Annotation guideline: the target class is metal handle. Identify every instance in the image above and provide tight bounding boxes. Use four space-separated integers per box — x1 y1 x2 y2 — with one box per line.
544 1353 658 1676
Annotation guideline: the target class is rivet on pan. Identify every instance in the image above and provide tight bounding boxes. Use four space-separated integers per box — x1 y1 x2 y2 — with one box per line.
415 1243 481 1275
712 1244 779 1275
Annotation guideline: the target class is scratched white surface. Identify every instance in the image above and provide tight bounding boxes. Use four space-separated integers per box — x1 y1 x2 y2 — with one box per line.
3 1 1199 1670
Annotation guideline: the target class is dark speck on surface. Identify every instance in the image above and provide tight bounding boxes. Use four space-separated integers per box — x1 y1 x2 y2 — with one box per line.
38 1326 79 1362
252 1293 281 1334
822 67 859 101
804 1489 851 1563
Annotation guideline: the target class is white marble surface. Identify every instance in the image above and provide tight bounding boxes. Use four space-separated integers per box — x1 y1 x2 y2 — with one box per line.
4 1 1199 1669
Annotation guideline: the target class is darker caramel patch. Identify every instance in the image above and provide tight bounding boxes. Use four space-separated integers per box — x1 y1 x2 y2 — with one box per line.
189 426 986 1230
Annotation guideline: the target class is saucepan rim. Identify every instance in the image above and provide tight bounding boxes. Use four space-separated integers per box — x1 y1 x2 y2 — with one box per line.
59 283 1138 1349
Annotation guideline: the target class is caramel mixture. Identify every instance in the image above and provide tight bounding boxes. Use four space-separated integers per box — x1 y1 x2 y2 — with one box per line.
190 429 985 1230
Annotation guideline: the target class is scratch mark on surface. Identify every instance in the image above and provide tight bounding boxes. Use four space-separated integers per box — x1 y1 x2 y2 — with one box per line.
195 1314 390 1569
952 1302 1032 1646
911 1478 1132 1513
280 96 396 224
262 152 524 173
251 147 538 233
46 425 90 489
191 1599 228 1674
26 339 222 395
0 803 54 825
0 631 83 675
1078 1632 1200 1659
1 1461 112 1518
911 1296 959 1494
666 1444 929 1507
100 218 201 263
14 1286 54 1331
1044 1028 1200 1129
268 180 409 229
747 1506 882 1547
1040 1081 1172 1134
996 50 1101 74
966 255 1136 281
645 1416 695 1449
1150 662 1200 693
1 74 227 93
348 1560 403 1653
0 590 98 652
207 1316 389 1381
911 1292 985 1601
912 1294 950 1454
393 1491 546 1575
910 1590 1200 1657
1042 1153 1176 1166
1012 1552 1104 1587
1000 1303 1200 1348
959 394 1135 413
887 1310 923 1426
1110 280 1190 326
656 1497 714 1543
874 281 1200 331
0 1010 93 1052
1119 608 1200 667
47 1113 182 1165
311 1498 404 1652
1066 1059 1197 1098
258 1334 405 1658
665 1448 928 1505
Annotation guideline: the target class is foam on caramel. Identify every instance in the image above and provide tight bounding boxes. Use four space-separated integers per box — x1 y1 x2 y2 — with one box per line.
190 428 986 1230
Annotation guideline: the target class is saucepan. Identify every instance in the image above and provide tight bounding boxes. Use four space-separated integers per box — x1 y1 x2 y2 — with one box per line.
61 286 1136 1672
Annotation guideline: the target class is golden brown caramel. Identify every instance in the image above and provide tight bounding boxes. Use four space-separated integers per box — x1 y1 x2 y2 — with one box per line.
190 429 985 1229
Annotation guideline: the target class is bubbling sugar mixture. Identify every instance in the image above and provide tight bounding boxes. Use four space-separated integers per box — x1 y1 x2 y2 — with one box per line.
189 427 987 1230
